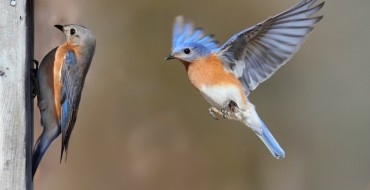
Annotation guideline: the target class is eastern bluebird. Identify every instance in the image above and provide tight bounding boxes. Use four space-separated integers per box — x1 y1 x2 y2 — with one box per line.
33 24 96 177
165 0 324 159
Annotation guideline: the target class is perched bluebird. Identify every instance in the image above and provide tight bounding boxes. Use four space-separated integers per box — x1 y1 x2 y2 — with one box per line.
33 24 96 177
166 0 324 159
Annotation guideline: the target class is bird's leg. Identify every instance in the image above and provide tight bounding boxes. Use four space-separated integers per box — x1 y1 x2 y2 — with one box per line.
220 99 240 119
228 100 239 112
208 100 240 120
221 101 229 119
31 60 39 99
220 100 231 118
209 107 221 120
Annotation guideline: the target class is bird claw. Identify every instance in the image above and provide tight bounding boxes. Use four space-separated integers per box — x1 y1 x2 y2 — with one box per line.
31 60 39 99
221 108 228 119
228 100 239 112
220 99 239 118
208 100 239 120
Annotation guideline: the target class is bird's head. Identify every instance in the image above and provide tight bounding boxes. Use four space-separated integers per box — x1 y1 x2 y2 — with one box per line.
55 24 96 47
165 42 211 63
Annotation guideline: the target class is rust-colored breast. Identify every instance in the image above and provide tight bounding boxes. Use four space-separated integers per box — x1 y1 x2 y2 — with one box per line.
187 55 240 88
51 44 78 119
186 54 247 104
52 46 65 119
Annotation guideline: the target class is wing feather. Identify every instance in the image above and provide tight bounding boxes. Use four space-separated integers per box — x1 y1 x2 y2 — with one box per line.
60 51 82 161
216 0 324 93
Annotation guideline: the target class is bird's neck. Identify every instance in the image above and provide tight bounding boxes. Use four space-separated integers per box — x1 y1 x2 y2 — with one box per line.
181 61 191 72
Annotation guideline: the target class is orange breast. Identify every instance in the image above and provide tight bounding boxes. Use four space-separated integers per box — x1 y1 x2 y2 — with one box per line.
186 54 246 104
52 47 64 119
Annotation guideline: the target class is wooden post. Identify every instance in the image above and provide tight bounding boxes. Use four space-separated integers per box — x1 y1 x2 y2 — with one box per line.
0 0 33 189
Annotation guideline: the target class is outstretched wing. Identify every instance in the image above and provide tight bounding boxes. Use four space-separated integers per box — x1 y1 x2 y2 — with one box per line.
60 51 83 161
216 0 325 93
172 15 219 50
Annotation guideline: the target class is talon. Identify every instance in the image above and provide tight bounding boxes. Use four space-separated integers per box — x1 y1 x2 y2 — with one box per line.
33 60 39 68
228 100 239 112
32 60 39 74
31 59 40 99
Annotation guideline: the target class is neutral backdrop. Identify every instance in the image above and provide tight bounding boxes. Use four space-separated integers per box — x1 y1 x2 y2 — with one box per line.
33 0 370 190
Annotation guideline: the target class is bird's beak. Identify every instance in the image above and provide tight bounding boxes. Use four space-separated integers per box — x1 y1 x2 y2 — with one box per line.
54 25 64 31
165 54 176 60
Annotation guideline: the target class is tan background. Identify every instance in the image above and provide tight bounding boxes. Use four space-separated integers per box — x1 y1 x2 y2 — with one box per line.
33 0 370 190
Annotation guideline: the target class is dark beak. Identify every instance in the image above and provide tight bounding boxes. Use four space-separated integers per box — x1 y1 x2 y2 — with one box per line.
54 25 64 31
165 54 175 60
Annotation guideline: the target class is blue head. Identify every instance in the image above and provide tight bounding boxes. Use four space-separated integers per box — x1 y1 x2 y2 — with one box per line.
165 16 218 63
167 42 211 62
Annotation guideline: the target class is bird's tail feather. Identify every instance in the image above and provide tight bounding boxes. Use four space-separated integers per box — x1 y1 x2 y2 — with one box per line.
244 110 285 159
32 127 60 178
32 135 50 177
256 120 285 159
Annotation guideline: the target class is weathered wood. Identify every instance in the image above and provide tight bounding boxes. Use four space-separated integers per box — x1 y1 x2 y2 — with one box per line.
0 0 33 189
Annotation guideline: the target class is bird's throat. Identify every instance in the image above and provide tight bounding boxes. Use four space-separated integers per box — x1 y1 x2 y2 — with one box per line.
181 61 191 72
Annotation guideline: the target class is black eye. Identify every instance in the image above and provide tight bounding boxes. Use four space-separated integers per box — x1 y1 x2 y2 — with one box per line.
70 28 76 35
184 48 191 54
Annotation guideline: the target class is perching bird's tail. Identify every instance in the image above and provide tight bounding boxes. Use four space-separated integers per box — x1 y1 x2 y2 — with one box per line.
244 109 285 159
32 127 60 178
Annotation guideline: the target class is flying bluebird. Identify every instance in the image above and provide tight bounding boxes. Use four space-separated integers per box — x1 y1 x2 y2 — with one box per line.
33 24 96 177
165 0 324 159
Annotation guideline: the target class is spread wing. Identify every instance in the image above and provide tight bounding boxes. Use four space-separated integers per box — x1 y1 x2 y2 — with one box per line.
216 0 325 93
172 15 219 50
60 51 83 161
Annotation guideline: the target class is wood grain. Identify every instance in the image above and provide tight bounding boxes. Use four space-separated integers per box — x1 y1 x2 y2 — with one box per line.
0 0 33 189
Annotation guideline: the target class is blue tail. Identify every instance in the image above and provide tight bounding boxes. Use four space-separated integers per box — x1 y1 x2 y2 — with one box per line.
256 120 285 159
32 127 60 178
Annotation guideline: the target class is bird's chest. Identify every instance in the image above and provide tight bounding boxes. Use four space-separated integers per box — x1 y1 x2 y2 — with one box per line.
199 84 244 109
186 55 246 108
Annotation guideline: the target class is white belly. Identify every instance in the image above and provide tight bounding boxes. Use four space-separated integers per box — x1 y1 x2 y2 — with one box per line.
199 84 245 109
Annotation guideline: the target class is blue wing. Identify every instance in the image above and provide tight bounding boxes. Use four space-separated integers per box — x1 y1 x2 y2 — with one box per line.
60 51 83 161
172 16 219 50
216 0 324 93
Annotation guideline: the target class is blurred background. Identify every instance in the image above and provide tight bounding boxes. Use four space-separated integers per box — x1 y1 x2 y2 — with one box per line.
33 0 370 190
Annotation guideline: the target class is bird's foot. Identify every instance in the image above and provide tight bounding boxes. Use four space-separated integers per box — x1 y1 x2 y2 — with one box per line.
31 60 39 99
220 100 239 119
221 108 229 119
209 107 220 120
